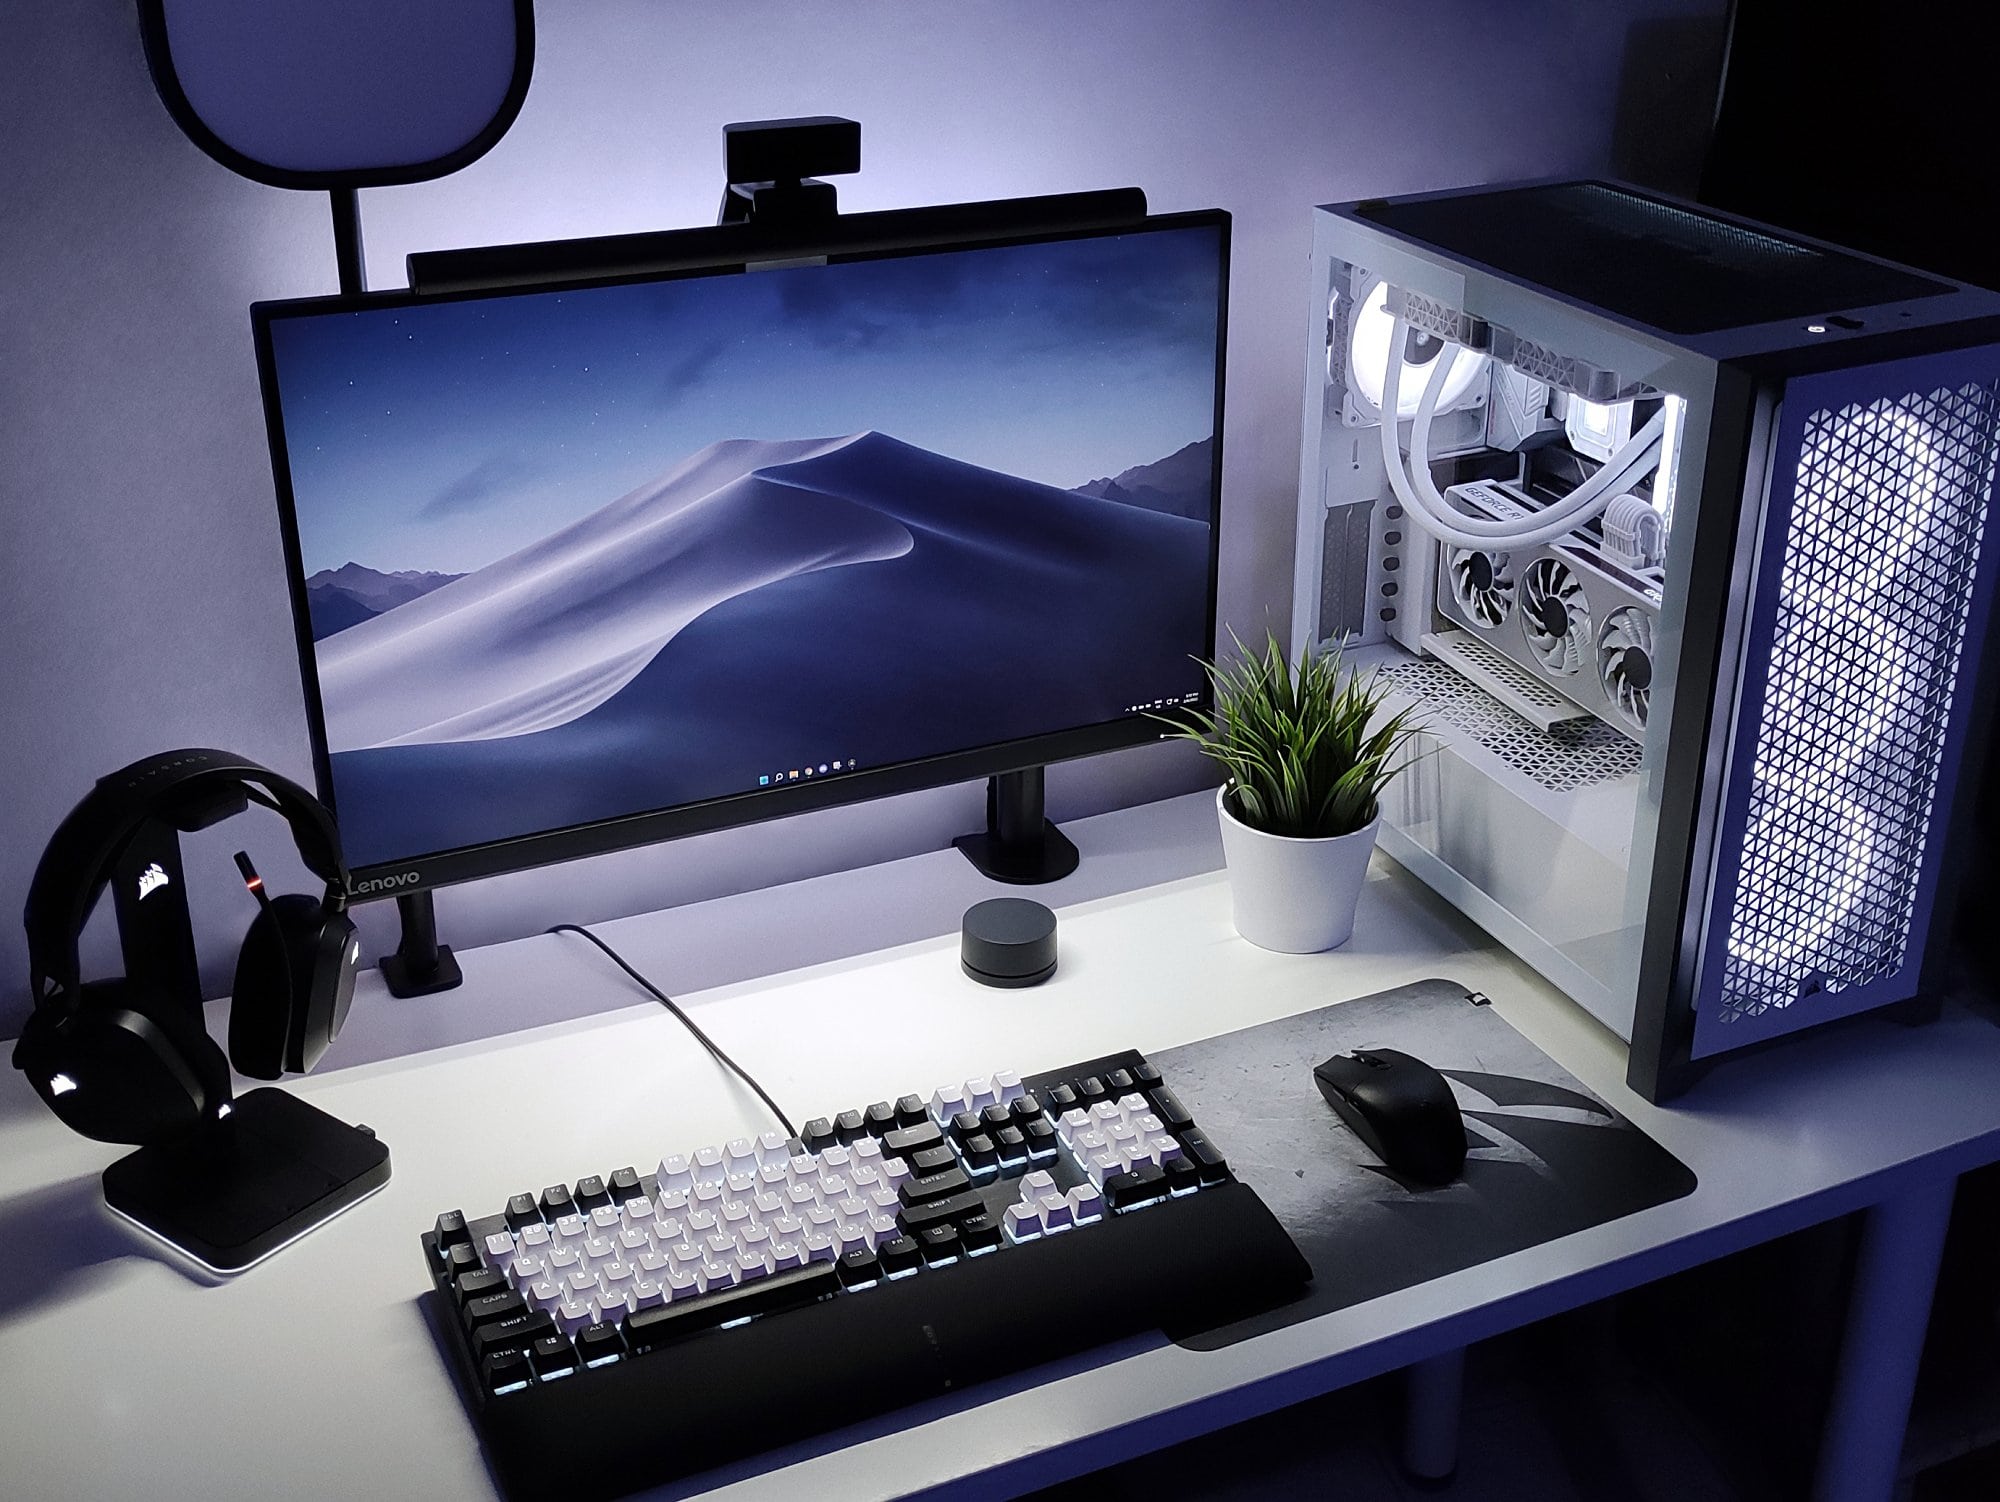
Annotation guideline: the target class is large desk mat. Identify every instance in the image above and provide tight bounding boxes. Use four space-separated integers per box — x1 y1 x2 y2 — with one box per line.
1154 978 1697 1349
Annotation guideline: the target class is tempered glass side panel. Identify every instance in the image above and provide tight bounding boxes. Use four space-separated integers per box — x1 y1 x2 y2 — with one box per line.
1689 347 2000 1056
1295 209 1717 1039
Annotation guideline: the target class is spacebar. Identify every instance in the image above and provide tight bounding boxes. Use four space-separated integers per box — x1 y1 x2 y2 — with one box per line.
478 1182 1311 1500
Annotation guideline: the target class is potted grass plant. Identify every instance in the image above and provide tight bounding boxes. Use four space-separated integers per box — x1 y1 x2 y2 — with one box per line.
1160 630 1426 952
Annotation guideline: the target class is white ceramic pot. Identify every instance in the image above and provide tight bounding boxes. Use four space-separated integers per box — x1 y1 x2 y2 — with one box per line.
1215 785 1380 953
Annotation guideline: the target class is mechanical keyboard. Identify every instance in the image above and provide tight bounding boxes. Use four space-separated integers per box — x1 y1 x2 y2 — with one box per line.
421 1047 1311 1498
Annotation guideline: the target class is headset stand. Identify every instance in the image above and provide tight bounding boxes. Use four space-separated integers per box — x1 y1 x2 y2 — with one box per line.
101 1089 390 1276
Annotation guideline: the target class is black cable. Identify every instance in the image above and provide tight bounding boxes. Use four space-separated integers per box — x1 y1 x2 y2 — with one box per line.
546 923 798 1139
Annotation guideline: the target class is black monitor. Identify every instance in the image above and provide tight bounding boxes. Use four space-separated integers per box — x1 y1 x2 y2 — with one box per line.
252 206 1228 919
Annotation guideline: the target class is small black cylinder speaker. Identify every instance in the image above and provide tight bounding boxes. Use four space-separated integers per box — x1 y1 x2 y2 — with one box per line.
960 898 1058 988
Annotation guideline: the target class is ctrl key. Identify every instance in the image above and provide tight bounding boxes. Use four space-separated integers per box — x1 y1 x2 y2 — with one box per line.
481 1347 533 1397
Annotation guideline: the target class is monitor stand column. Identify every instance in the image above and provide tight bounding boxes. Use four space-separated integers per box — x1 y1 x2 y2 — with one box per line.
953 768 1079 884
379 891 464 997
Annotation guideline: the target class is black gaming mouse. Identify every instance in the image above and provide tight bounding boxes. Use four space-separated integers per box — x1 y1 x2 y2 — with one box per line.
1313 1047 1466 1184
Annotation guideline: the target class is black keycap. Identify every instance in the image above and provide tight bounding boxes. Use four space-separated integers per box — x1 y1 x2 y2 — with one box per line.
959 1210 1002 1251
453 1266 508 1306
1134 1060 1164 1087
434 1209 472 1251
1010 1094 1045 1123
1077 1076 1107 1101
910 1144 957 1175
576 1322 627 1365
802 1117 837 1151
1046 1083 1079 1110
1106 1067 1134 1092
835 1108 867 1142
864 1101 898 1134
445 1242 482 1277
1164 1156 1202 1194
1146 1086 1195 1131
607 1167 642 1204
894 1094 928 1128
1108 1162 1169 1209
962 1132 998 1171
883 1121 944 1156
504 1193 540 1230
950 1110 983 1139
463 1289 527 1332
1023 1119 1058 1158
627 1262 838 1351
573 1175 611 1212
837 1247 883 1288
980 1103 1012 1131
1179 1126 1229 1183
473 1310 556 1366
896 1187 986 1234
918 1224 963 1264
481 1348 533 1395
537 1184 574 1219
900 1165 973 1205
994 1125 1027 1158
528 1334 576 1380
877 1235 923 1274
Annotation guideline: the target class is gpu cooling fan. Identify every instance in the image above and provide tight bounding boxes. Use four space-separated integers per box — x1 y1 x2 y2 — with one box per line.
1521 557 1592 675
1448 546 1515 627
1598 607 1654 727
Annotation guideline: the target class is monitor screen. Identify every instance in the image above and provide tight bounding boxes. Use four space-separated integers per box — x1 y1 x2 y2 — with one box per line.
254 212 1227 888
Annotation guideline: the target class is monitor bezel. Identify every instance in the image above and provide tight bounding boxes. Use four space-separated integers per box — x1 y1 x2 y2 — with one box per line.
251 205 1230 898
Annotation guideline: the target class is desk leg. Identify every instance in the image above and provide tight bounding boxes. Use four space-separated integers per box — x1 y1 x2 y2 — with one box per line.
1401 1346 1466 1485
1811 1175 1957 1502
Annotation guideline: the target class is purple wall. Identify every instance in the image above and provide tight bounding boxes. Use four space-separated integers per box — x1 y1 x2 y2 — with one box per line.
0 1 1726 1036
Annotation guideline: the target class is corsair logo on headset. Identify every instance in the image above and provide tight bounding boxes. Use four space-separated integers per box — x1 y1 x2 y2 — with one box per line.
136 863 171 900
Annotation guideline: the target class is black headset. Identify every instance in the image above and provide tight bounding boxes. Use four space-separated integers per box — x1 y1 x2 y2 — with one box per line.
15 749 360 1145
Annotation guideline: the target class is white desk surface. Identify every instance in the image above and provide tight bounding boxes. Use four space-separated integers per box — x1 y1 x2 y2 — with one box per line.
6 790 2000 1501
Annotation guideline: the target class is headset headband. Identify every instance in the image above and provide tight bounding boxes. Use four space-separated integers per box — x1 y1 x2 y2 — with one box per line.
23 749 349 1012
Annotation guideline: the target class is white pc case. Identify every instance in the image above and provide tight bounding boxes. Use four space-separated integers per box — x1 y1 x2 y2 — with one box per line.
1292 181 2000 1099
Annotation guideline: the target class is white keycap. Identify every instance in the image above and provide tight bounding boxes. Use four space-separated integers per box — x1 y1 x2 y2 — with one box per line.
692 1146 727 1185
630 1276 666 1311
1091 1101 1123 1127
1086 1149 1121 1185
1002 1204 1039 1241
1058 1108 1090 1144
819 1175 852 1202
1038 1196 1073 1231
752 1189 784 1219
966 1076 999 1112
994 1069 1024 1103
1109 1120 1141 1149
621 1195 656 1227
519 1221 552 1250
785 1182 819 1211
508 1255 546 1286
636 1249 669 1275
553 1213 589 1246
725 1171 757 1197
1023 1169 1057 1196
801 1228 837 1263
880 1157 912 1190
665 1240 703 1270
1066 1184 1105 1222
721 1200 752 1229
805 1205 837 1233
655 1189 690 1217
589 1205 621 1233
724 1137 757 1172
834 1195 868 1225
1118 1093 1150 1117
769 1240 807 1271
737 1223 772 1250
849 1164 882 1191
732 1247 769 1281
655 1216 685 1246
931 1083 969 1124
699 1231 732 1259
819 1144 852 1172
1133 1111 1165 1136
548 1246 582 1275
703 1258 739 1290
868 1185 901 1212
664 1265 702 1301
594 1289 633 1324
657 1155 694 1194
582 1235 616 1265
562 1266 597 1297
554 1297 595 1336
757 1162 790 1189
684 1208 718 1236
616 1226 650 1255
692 1181 724 1209
598 1260 637 1292
483 1231 517 1265
835 1224 869 1255
850 1137 883 1162
525 1277 563 1311
770 1212 804 1240
756 1131 791 1163
866 1211 898 1240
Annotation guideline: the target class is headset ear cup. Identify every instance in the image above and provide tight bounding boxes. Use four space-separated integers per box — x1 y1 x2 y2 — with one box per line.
230 901 305 1080
13 980 228 1144
290 910 358 1074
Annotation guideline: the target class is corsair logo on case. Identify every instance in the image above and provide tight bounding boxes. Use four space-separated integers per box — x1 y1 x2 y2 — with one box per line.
354 870 422 896
48 1073 78 1096
136 863 170 900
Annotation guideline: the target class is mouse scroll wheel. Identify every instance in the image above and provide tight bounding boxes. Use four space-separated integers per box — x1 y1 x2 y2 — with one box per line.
1354 1051 1390 1069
